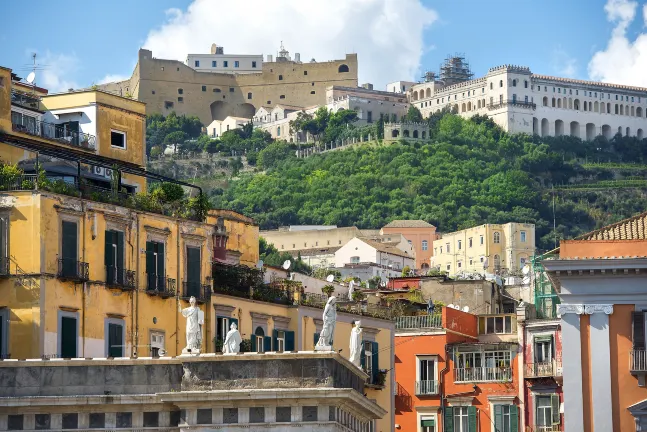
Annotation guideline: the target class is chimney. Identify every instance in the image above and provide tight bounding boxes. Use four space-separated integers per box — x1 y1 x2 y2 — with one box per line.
267 54 273 62
211 43 218 54
295 53 301 62
361 83 374 90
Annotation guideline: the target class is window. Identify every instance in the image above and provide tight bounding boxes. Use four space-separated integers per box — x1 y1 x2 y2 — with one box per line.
440 246 443 254
351 256 360 264
493 232 500 243
362 340 379 384
490 82 493 90
62 413 78 429
422 240 428 251
143 412 159 428
145 240 165 292
468 237 473 248
367 111 372 123
234 61 239 68
499 80 503 87
536 395 560 427
279 75 283 80
89 413 105 428
252 61 257 68
494 405 518 432
458 261 462 268
446 264 450 271
214 88 221 93
420 416 435 432
446 243 450 253
280 95 285 99
178 97 183 102
8 415 23 430
276 330 285 352
105 230 125 286
480 235 484 245
59 311 78 358
111 130 126 149
250 407 265 423
185 246 201 298
479 315 515 334
304 70 308 76
229 87 234 93
446 406 475 432
535 335 553 363
223 61 228 67
310 90 316 95
202 85 206 92
106 318 125 357
524 80 528 88
458 240 462 250
512 79 517 87
197 409 212 424
520 257 526 268
116 412 132 428
338 64 350 73
194 60 200 67
35 414 51 430
212 60 217 67
520 231 526 242
151 90 155 95
252 326 266 353
276 407 291 423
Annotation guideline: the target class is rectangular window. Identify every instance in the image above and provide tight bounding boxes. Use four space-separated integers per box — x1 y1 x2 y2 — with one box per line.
453 406 471 432
480 235 484 245
252 61 257 68
535 336 553 363
105 230 125 286
229 87 235 93
186 246 201 298
223 61 229 67
536 395 560 427
422 240 428 251
234 61 240 68
0 215 8 275
421 416 435 432
202 85 207 92
479 315 514 334
35 414 51 430
60 220 79 279
276 407 291 423
446 243 450 253
276 330 285 352
116 412 132 428
520 231 526 242
164 101 174 109
145 240 165 291
110 130 126 149
212 60 217 67
194 60 200 67
60 313 77 358
143 412 159 428
458 240 462 250
351 256 360 264
494 405 518 432
367 111 373 123
107 320 124 357
468 237 473 248
62 413 78 429
8 415 23 430
89 413 105 428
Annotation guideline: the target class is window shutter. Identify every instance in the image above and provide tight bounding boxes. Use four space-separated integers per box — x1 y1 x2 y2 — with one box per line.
371 341 379 384
62 221 77 260
145 241 155 289
264 336 272 352
105 231 115 267
443 407 453 432
468 406 477 431
116 231 124 284
285 331 295 351
360 340 366 370
633 311 646 351
510 405 519 432
314 333 319 348
551 394 560 424
250 336 256 353
187 247 201 284
272 329 278 352
60 316 77 358
494 405 503 432
157 243 165 279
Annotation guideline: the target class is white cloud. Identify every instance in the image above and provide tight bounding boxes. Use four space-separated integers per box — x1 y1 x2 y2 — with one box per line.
97 74 130 85
588 0 647 86
142 0 438 88
36 51 80 93
552 47 578 78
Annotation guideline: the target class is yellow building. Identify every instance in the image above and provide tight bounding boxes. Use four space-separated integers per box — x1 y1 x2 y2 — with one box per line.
431 222 535 275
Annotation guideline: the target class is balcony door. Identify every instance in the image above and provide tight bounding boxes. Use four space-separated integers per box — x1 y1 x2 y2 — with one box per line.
186 246 201 297
417 356 437 395
105 230 124 285
146 241 165 290
61 221 78 277
534 336 553 363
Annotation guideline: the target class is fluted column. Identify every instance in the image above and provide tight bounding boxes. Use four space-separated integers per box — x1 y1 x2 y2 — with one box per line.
586 304 614 432
558 304 585 432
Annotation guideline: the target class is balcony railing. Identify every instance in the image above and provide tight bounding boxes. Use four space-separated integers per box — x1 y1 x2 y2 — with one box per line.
105 266 136 291
182 281 211 303
252 284 295 305
530 426 561 432
11 117 96 150
11 90 40 110
415 380 439 395
526 361 562 378
631 350 647 372
396 314 442 330
487 99 537 110
57 258 89 282
145 274 176 297
0 174 38 192
0 256 9 276
454 367 512 383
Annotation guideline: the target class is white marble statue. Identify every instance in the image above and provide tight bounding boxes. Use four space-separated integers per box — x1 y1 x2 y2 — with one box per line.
222 322 242 354
349 320 363 367
316 296 337 349
179 296 204 354
348 280 355 301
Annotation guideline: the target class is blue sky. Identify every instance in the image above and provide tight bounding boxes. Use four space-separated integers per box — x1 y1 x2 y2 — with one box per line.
3 0 646 92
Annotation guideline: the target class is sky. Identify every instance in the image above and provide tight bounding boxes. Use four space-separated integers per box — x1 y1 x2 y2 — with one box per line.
3 0 647 93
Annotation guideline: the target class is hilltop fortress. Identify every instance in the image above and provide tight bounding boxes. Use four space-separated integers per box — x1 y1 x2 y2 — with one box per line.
99 44 358 126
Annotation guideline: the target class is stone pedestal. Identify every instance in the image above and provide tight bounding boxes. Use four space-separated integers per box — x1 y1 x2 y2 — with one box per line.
315 345 333 352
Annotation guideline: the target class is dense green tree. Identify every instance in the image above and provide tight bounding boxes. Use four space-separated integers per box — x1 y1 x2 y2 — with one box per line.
258 141 294 169
404 106 423 123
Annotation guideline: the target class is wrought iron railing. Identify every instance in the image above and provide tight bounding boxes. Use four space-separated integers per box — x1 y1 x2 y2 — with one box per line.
0 256 9 276
11 90 40 110
526 361 562 378
105 266 136 290
396 314 442 330
487 100 536 110
57 258 89 282
530 426 561 432
145 274 176 297
0 174 38 192
182 281 210 303
631 350 647 372
415 380 439 395
11 117 96 150
454 367 512 382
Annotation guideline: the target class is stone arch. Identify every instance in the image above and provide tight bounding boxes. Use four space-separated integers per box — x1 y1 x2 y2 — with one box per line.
391 129 400 138
555 119 564 136
602 124 612 139
210 101 231 121
607 102 611 113
620 105 624 115
574 99 580 110
601 103 606 114
626 105 630 116
533 117 539 135
594 101 599 112
237 103 256 119
637 107 643 117
543 96 549 106
461 103 466 113
586 123 595 141
615 104 619 114
338 64 350 73
403 130 410 138
467 102 472 111
412 91 418 101
626 127 631 136
583 102 587 112
638 128 644 139
426 88 431 98
413 130 419 139
570 121 580 138
541 118 549 137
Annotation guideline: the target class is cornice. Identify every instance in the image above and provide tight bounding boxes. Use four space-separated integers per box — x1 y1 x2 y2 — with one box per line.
557 303 613 316
542 258 647 275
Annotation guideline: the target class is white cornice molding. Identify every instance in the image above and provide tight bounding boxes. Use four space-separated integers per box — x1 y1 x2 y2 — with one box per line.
557 304 584 316
557 303 614 316
584 304 613 315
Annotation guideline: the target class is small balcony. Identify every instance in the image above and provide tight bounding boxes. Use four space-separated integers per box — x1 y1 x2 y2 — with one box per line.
454 367 512 383
11 90 40 110
630 350 647 372
530 426 561 432
11 116 96 151
105 266 136 291
0 256 9 277
396 314 442 330
526 361 562 378
182 281 211 303
415 380 439 396
145 274 176 298
57 258 89 282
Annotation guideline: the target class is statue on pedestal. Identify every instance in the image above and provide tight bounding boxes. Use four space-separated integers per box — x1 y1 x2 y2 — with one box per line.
316 296 337 350
223 322 242 354
349 320 363 367
179 296 204 354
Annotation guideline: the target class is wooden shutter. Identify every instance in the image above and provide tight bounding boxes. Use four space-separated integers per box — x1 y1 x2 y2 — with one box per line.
62 221 78 261
60 316 77 358
443 407 453 432
105 231 115 267
494 405 503 432
285 331 295 351
633 311 645 350
468 406 477 432
272 329 278 352
187 247 201 283
116 231 124 283
146 241 155 289
108 323 123 357
314 333 319 348
371 341 379 384
250 336 256 353
510 405 518 432
157 242 165 280
551 394 560 424
264 336 272 352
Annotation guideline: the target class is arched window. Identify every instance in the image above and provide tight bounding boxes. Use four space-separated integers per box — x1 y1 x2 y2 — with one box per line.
524 80 528 88
615 104 619 114
499 80 503 88
338 64 350 73
277 126 281 136
413 130 419 138
637 107 643 117
254 326 265 353
461 103 466 113
543 97 548 106
391 129 399 138
403 130 410 138
426 88 431 98
278 75 283 80
552 98 556 108
490 82 493 90
512 79 517 87
493 232 501 244
422 240 428 251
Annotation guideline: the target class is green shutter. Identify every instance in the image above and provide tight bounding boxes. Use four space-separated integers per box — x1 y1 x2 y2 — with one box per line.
264 336 272 352
421 419 435 427
273 329 278 351
108 323 123 357
314 333 319 348
494 405 503 432
62 220 77 259
116 231 124 284
285 331 295 351
60 316 77 358
157 242 165 280
510 405 518 432
105 231 115 267
250 337 256 353
443 407 453 432
186 247 201 297
146 241 155 289
551 394 560 424
468 406 477 432
371 341 379 384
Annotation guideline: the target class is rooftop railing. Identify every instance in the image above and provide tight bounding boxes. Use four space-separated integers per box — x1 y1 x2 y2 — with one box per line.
396 314 442 330
11 117 96 150
11 90 40 110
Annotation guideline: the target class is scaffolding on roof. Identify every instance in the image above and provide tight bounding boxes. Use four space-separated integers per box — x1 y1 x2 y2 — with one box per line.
439 54 474 86
531 253 560 319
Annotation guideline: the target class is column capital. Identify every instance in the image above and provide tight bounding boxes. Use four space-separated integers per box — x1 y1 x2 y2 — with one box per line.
557 303 585 316
585 304 614 315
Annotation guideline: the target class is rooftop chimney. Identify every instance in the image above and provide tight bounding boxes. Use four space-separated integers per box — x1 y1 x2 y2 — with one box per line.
267 54 273 62
295 53 301 62
211 43 218 54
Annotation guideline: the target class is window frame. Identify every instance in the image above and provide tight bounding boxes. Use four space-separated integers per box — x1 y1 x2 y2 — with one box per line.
416 355 438 383
493 232 501 244
58 309 79 358
104 317 126 357
422 240 428 251
520 231 526 242
110 129 127 150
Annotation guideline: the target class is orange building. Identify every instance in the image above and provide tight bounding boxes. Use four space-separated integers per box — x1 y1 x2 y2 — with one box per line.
542 210 647 432
381 220 439 271
395 306 521 432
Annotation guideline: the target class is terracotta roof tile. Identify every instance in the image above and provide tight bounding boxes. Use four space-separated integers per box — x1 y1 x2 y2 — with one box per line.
576 210 647 241
383 220 435 229
358 238 412 258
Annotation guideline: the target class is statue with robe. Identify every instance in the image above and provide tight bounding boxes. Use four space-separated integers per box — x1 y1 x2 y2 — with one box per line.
316 296 337 349
179 296 204 354
223 322 242 354
349 320 363 367
348 280 355 301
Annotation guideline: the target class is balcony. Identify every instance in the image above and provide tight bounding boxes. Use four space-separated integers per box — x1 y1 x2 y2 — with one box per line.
11 90 40 110
415 380 439 395
252 283 296 305
454 367 512 383
487 99 537 110
145 274 176 298
11 117 96 151
631 350 647 372
530 426 561 432
0 257 9 277
526 361 562 378
181 281 211 303
105 266 136 291
396 314 442 330
57 258 89 282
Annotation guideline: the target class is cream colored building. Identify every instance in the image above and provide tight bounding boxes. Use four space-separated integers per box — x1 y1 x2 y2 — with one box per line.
206 116 249 137
431 222 535 276
260 226 377 253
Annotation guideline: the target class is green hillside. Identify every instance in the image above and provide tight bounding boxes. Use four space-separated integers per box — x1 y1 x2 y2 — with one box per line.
211 114 647 251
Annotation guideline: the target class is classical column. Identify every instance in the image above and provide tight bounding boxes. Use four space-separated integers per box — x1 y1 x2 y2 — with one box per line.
586 304 614 432
558 303 585 432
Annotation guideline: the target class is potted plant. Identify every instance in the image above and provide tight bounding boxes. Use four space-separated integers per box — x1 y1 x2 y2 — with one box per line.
321 285 335 297
351 290 365 302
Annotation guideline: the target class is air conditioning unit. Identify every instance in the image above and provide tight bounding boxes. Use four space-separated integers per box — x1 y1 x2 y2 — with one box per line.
104 168 113 179
92 166 104 176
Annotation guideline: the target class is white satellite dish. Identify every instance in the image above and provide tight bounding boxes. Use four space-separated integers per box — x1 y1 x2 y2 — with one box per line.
463 306 470 313
26 72 36 84
448 304 455 309
326 274 335 283
282 260 291 270
256 260 264 270
522 265 530 275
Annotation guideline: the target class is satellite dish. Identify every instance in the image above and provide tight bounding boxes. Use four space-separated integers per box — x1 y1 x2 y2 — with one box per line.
453 304 460 310
326 274 334 283
256 260 264 270
282 260 291 270
26 72 36 84
448 304 455 309
463 306 470 313
522 265 530 275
